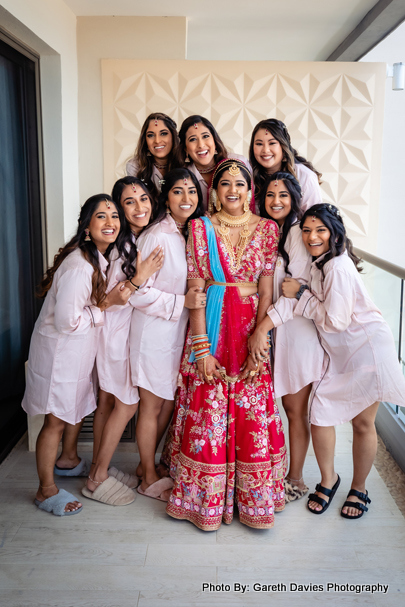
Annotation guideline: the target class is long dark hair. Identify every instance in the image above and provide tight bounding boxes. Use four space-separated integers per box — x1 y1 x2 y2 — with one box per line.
38 194 123 305
130 112 181 199
249 118 322 199
112 176 155 279
259 172 302 276
178 115 227 166
148 168 204 239
300 203 362 275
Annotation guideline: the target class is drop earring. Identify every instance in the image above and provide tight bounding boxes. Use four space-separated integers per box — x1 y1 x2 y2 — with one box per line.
147 151 152 157
85 228 91 241
244 191 252 212
213 190 221 212
185 153 190 163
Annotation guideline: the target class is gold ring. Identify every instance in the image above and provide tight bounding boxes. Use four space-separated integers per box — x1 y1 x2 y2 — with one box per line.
249 370 257 377
205 374 213 381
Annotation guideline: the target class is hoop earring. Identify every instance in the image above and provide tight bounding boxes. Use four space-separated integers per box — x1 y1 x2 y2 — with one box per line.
84 228 91 241
244 191 252 213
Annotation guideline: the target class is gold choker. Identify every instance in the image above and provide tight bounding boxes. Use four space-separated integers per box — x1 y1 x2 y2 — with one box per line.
216 209 252 228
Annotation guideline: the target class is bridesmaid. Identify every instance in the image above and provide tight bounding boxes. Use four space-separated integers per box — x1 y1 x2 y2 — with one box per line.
249 172 323 502
126 112 181 199
249 118 323 210
131 168 206 501
178 115 251 211
22 194 127 516
83 177 164 505
282 204 405 518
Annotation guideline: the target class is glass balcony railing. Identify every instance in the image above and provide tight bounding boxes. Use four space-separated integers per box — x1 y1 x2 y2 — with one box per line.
354 247 405 426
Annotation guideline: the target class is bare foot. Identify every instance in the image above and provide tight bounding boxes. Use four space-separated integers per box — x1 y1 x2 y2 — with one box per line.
156 463 170 478
35 485 82 513
55 455 81 469
140 471 160 493
341 488 367 517
308 473 339 513
86 470 109 493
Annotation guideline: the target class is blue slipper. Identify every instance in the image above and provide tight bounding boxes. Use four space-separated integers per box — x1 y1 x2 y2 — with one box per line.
54 457 90 477
34 488 83 516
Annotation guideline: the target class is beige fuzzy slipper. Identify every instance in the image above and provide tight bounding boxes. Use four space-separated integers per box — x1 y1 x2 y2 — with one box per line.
284 478 309 503
137 477 174 502
81 476 135 506
108 466 140 489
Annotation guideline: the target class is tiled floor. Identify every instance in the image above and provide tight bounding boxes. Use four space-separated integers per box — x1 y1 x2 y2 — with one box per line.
0 411 404 607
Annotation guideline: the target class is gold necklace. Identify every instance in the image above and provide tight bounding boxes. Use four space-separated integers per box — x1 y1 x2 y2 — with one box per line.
216 210 252 272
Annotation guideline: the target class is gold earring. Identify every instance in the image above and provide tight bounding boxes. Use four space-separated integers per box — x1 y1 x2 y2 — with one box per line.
215 192 221 212
84 228 91 241
244 191 252 212
166 204 170 214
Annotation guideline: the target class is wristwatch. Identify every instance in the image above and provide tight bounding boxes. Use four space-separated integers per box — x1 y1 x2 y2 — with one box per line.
295 284 309 300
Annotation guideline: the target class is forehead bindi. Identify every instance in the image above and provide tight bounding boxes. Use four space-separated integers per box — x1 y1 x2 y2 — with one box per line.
303 217 325 229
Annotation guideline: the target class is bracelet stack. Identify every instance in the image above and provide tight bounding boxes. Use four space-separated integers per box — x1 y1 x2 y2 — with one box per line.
191 334 211 360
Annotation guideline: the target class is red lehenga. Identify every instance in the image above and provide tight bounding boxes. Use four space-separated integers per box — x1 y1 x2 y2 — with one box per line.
162 217 287 530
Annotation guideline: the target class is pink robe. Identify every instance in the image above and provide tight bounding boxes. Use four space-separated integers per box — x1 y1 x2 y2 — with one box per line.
295 163 323 213
292 252 405 425
22 249 107 425
96 246 139 405
126 159 164 195
130 215 189 400
268 224 324 397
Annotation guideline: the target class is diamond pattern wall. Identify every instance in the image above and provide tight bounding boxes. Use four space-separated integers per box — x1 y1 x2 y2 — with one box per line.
102 60 385 250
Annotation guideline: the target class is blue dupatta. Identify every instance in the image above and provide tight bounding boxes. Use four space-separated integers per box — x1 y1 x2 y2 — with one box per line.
189 216 225 362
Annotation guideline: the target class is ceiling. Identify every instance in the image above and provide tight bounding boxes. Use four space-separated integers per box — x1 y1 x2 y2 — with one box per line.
63 0 382 61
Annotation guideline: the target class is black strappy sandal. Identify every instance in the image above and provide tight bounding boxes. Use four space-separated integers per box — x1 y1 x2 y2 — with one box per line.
340 489 371 519
307 475 341 515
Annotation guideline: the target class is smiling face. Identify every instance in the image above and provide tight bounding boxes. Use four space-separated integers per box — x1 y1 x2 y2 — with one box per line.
265 180 291 226
120 184 152 235
185 122 216 167
216 170 248 216
87 200 120 253
145 119 173 162
167 178 199 225
253 128 284 173
302 217 331 258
